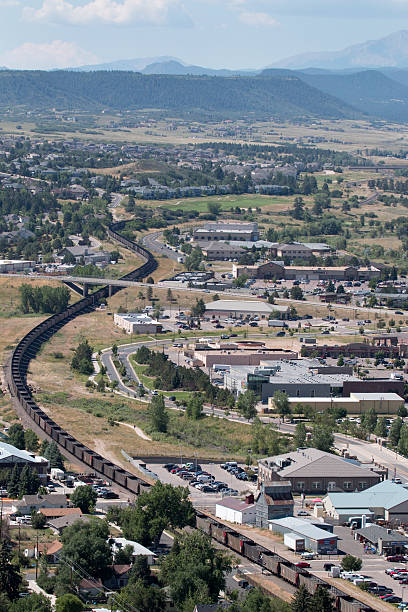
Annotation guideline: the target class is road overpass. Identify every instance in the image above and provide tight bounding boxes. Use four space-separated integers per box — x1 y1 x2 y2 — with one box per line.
0 273 147 296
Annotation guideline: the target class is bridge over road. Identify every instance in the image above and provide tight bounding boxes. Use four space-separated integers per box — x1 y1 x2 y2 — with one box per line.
0 273 148 296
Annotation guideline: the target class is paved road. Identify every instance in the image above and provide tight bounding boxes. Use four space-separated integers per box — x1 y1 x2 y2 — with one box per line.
142 231 180 261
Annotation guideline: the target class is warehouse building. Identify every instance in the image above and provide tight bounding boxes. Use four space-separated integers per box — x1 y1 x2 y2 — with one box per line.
258 448 381 495
215 494 256 525
196 242 246 261
269 517 338 555
193 348 298 368
0 441 48 482
232 262 382 281
193 222 259 242
271 392 405 416
114 313 162 334
205 300 290 320
0 259 35 273
324 480 408 524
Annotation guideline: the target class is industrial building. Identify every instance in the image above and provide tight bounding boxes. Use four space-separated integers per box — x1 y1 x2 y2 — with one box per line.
113 312 162 334
215 494 256 525
269 517 338 555
232 262 383 281
271 392 405 415
255 481 294 528
196 242 246 261
192 348 298 369
223 358 357 401
192 221 259 242
324 480 408 524
355 524 408 556
0 441 48 482
205 300 290 320
0 259 35 273
258 448 382 495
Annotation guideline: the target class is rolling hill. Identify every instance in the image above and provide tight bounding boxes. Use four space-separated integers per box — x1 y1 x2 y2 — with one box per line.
0 70 363 120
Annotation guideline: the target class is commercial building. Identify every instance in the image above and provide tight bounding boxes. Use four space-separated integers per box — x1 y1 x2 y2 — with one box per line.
258 448 382 495
271 391 405 416
205 300 290 320
193 222 259 242
355 524 408 556
0 441 48 482
197 242 246 261
269 517 338 554
215 494 256 525
232 262 383 282
114 312 162 334
224 358 357 401
301 341 404 360
324 480 408 524
0 259 35 273
192 348 298 369
255 481 294 528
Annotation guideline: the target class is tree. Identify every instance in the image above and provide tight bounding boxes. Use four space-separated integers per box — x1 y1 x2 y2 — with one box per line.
24 429 39 453
337 355 344 367
294 422 307 448
71 339 93 375
273 391 291 421
398 404 408 418
149 394 169 433
398 424 408 457
233 273 248 288
55 594 84 612
311 586 334 612
237 390 257 420
128 555 150 585
0 541 22 600
374 417 387 438
191 298 206 318
310 424 334 453
10 593 52 612
160 532 232 610
60 519 111 579
112 343 118 357
361 406 377 434
290 286 304 301
41 441 64 469
390 417 403 447
185 394 204 420
239 588 276 612
292 584 311 612
8 423 25 450
31 511 46 529
147 285 153 301
341 555 362 572
70 485 97 513
116 580 165 612
291 197 304 220
110 481 195 547
207 201 221 216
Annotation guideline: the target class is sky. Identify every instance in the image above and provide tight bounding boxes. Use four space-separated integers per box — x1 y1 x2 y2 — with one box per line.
1 0 408 70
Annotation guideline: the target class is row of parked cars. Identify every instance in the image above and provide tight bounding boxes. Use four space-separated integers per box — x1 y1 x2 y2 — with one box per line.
341 571 402 604
164 462 238 495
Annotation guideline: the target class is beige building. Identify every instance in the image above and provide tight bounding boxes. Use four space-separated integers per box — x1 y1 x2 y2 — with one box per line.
197 242 245 261
268 392 405 415
193 221 259 242
114 313 162 334
193 349 298 368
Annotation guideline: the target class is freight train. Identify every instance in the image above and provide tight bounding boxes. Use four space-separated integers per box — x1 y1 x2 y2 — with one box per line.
8 222 374 611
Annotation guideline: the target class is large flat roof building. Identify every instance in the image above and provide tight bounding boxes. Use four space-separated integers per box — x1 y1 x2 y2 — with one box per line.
205 300 290 320
269 517 338 554
114 313 162 334
272 392 405 415
258 448 382 495
0 441 48 481
193 222 259 242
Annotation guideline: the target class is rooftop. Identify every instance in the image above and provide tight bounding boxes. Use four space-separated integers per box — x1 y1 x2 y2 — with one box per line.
194 222 258 234
325 480 408 511
270 517 339 542
356 524 408 544
205 300 288 314
260 448 379 479
216 497 255 512
0 441 48 465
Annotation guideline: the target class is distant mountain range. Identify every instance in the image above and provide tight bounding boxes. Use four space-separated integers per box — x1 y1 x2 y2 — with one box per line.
269 30 408 70
71 56 182 72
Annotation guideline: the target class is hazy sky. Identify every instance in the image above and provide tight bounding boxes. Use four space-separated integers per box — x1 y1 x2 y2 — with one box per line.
1 0 408 69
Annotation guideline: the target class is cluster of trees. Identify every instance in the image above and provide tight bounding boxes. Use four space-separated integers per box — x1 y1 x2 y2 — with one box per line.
71 339 93 376
6 464 41 498
19 284 70 314
292 584 335 612
40 440 65 469
7 424 38 452
135 346 235 407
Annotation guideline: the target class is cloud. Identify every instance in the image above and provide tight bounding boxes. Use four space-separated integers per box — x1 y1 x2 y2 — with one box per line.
0 0 20 5
1 40 97 69
24 0 192 27
235 0 408 18
239 11 278 26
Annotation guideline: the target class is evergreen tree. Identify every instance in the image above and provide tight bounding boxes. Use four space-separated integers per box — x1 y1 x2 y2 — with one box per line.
0 541 22 600
292 584 312 612
8 423 25 450
294 422 307 448
390 417 403 447
311 586 334 612
42 441 64 469
24 429 39 453
374 417 388 438
186 394 204 420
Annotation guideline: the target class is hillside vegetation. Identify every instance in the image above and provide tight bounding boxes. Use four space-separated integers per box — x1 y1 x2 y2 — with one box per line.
0 70 362 120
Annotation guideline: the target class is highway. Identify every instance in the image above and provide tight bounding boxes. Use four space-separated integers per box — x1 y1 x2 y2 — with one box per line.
142 231 181 261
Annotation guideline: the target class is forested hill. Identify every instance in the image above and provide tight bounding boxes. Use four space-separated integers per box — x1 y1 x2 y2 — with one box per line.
0 70 362 119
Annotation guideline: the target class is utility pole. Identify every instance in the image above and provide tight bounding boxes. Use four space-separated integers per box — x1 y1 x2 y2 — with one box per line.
35 533 39 580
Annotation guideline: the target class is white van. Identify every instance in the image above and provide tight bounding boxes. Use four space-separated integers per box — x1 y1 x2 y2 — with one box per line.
197 474 212 483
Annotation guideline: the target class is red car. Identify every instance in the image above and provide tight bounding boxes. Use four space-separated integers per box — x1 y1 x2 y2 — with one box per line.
295 562 311 568
387 555 406 562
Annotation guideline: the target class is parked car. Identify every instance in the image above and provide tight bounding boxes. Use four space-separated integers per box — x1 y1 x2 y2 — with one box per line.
295 562 311 568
